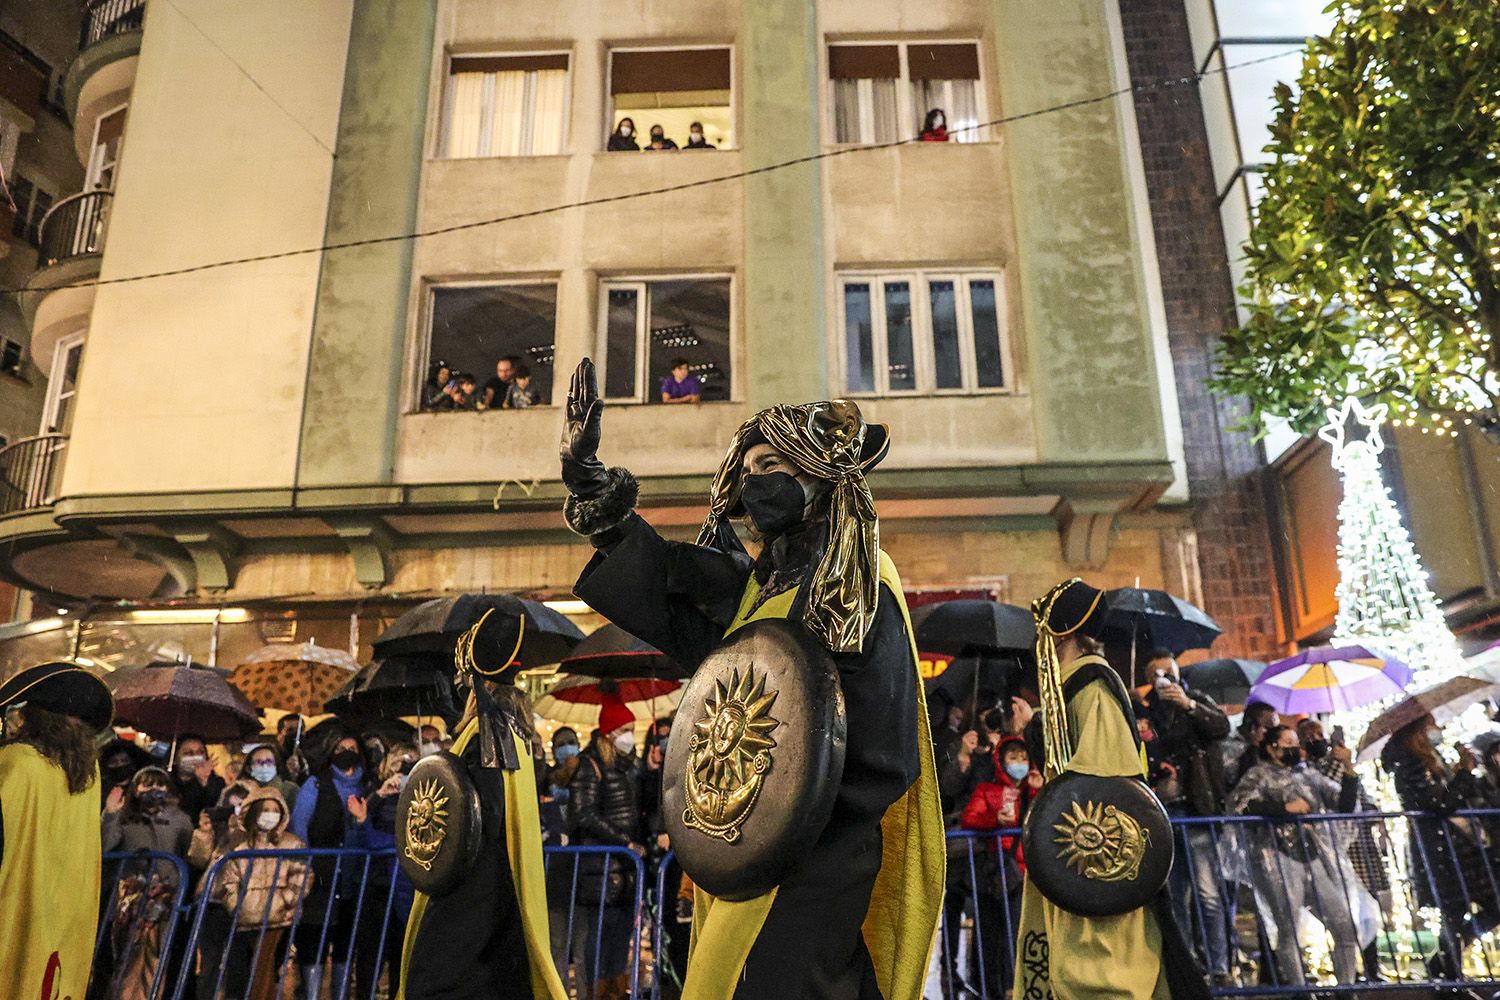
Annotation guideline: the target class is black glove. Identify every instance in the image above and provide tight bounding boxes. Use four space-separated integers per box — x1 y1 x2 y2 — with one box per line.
561 358 609 497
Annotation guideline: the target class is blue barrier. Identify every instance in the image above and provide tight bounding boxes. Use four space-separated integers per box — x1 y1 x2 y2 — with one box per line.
542 844 648 1000
96 850 192 1000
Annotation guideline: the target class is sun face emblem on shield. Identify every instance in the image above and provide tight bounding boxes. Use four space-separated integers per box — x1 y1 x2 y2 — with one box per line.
683 665 780 844
1053 799 1149 882
403 778 449 872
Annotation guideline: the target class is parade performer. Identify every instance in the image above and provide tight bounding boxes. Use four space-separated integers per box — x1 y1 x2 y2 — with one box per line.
560 358 942 1000
0 661 115 1000
397 613 567 1000
1014 580 1208 1000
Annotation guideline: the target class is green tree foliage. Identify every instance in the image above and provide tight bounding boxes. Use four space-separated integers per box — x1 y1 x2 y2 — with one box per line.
1213 0 1500 436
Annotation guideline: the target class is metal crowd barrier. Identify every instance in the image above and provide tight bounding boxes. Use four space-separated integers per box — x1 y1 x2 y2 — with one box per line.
95 812 1500 1000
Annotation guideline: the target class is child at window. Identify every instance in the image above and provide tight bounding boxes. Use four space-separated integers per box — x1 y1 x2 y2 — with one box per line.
504 364 540 409
659 358 702 403
919 108 949 142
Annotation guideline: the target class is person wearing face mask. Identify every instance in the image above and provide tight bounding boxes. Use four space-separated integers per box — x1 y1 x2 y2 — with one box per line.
346 744 418 998
101 766 193 1000
98 738 152 804
683 121 714 150
418 723 445 758
288 732 374 1000
918 107 949 142
644 123 678 151
1220 700 1278 794
1382 713 1500 980
173 732 226 826
210 786 309 1000
607 117 639 152
1228 725 1366 986
560 358 942 1000
188 781 253 999
241 741 300 812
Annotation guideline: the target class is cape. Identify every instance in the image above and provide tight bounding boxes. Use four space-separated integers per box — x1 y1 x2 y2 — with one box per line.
0 743 102 1000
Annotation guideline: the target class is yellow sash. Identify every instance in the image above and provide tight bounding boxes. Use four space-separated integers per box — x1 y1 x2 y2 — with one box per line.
682 551 944 1000
397 720 568 1000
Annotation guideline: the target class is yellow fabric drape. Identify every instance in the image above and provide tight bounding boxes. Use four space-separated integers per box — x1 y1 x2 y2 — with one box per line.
398 720 568 1000
681 551 943 1000
0 744 101 1000
1012 655 1168 1000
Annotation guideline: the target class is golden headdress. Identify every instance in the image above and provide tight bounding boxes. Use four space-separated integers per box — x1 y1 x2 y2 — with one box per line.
1031 578 1111 778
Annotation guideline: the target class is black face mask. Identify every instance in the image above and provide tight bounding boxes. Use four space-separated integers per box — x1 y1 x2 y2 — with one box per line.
1277 746 1304 768
138 788 168 810
741 472 805 536
332 749 362 773
1304 738 1330 760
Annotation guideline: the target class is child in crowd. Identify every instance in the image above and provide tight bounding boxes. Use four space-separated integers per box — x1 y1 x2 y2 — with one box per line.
505 364 540 409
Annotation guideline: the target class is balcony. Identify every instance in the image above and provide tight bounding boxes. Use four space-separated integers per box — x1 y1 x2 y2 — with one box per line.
0 434 67 516
81 0 146 50
38 190 111 266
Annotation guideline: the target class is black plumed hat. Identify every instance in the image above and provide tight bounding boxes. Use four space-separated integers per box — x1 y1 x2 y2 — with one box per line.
1032 579 1110 640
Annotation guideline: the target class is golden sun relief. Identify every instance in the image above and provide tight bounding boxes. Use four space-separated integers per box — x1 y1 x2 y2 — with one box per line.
682 665 781 844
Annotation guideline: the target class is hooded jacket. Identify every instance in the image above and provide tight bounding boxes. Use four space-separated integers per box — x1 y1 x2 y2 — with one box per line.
214 786 309 929
959 737 1036 863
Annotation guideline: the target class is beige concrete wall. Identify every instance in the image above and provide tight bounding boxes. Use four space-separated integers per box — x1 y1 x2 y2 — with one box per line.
58 0 352 497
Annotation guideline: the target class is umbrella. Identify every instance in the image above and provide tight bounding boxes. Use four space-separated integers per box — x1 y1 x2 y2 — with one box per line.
924 654 1028 713
325 654 462 725
533 675 683 728
1180 658 1266 706
108 661 260 742
1249 645 1413 716
374 594 584 667
1101 588 1221 663
1356 674 1500 762
302 715 419 767
556 624 689 680
229 640 360 716
910 600 1035 656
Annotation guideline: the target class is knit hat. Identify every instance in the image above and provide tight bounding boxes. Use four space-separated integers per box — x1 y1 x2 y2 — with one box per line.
597 694 635 737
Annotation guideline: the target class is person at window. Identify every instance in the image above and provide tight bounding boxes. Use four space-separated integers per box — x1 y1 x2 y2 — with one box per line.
505 363 541 409
658 358 702 404
482 356 519 409
173 732 225 826
1227 724 1364 987
423 361 454 411
919 108 949 142
645 124 678 151
607 118 639 151
684 122 714 150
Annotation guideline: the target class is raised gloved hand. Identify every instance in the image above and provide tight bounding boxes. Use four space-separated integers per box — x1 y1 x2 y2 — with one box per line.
561 358 609 498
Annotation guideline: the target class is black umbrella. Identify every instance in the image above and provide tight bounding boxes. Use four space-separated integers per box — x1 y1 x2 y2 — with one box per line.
1179 658 1265 707
1101 589 1221 677
924 654 1029 715
910 600 1035 657
325 654 462 726
303 715 418 767
373 594 585 666
556 624 689 680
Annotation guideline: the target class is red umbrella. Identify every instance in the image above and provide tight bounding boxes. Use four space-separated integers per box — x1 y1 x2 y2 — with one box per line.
533 675 682 727
108 661 260 743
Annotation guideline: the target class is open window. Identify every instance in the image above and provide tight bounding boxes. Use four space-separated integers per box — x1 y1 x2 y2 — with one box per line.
608 47 732 151
86 104 127 190
597 277 732 403
441 53 570 158
423 283 557 410
829 41 983 144
839 271 1008 395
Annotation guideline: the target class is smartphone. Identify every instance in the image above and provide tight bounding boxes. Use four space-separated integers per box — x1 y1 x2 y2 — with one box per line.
1331 725 1346 748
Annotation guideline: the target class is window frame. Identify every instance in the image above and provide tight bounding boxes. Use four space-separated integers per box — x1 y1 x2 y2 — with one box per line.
417 277 562 412
10 174 54 248
836 269 1012 397
42 330 85 434
604 44 737 152
595 273 736 405
438 49 573 160
86 102 129 190
825 39 987 146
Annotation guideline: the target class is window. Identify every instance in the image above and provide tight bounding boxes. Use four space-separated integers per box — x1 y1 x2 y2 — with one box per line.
441 53 569 158
597 277 732 403
839 271 1008 395
424 283 557 410
43 333 83 434
9 175 53 248
0 337 22 377
829 42 983 144
608 48 733 151
87 104 127 190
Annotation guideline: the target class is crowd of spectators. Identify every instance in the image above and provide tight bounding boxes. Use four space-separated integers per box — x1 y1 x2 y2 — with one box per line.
607 118 716 152
421 356 541 413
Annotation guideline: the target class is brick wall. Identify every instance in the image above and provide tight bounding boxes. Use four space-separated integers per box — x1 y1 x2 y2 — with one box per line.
1117 0 1284 660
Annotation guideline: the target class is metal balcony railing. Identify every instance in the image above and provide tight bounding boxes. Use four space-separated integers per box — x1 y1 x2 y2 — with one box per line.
37 190 111 266
0 433 67 515
81 0 145 49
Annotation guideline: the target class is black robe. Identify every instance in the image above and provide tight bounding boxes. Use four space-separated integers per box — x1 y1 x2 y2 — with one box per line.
575 515 921 1000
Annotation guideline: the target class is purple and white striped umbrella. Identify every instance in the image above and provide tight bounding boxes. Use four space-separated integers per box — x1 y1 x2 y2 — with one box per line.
1248 644 1413 715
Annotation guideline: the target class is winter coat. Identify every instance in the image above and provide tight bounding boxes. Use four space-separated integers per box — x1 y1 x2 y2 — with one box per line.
959 749 1036 866
1142 683 1230 816
102 804 193 890
213 786 309 929
568 743 641 848
1382 739 1497 918
350 788 415 924
288 765 372 916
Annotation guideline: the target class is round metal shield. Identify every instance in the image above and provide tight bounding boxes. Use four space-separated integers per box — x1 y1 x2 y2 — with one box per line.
396 751 483 897
1020 771 1172 917
662 618 846 901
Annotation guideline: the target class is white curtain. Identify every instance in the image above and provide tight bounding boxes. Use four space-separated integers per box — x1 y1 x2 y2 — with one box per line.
950 79 980 143
870 78 898 144
833 79 861 143
489 70 527 157
445 72 486 158
530 70 567 155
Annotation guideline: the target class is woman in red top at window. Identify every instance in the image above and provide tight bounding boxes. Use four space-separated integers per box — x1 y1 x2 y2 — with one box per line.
918 108 949 142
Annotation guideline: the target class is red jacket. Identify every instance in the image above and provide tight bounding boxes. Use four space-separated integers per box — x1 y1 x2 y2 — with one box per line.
959 739 1037 866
